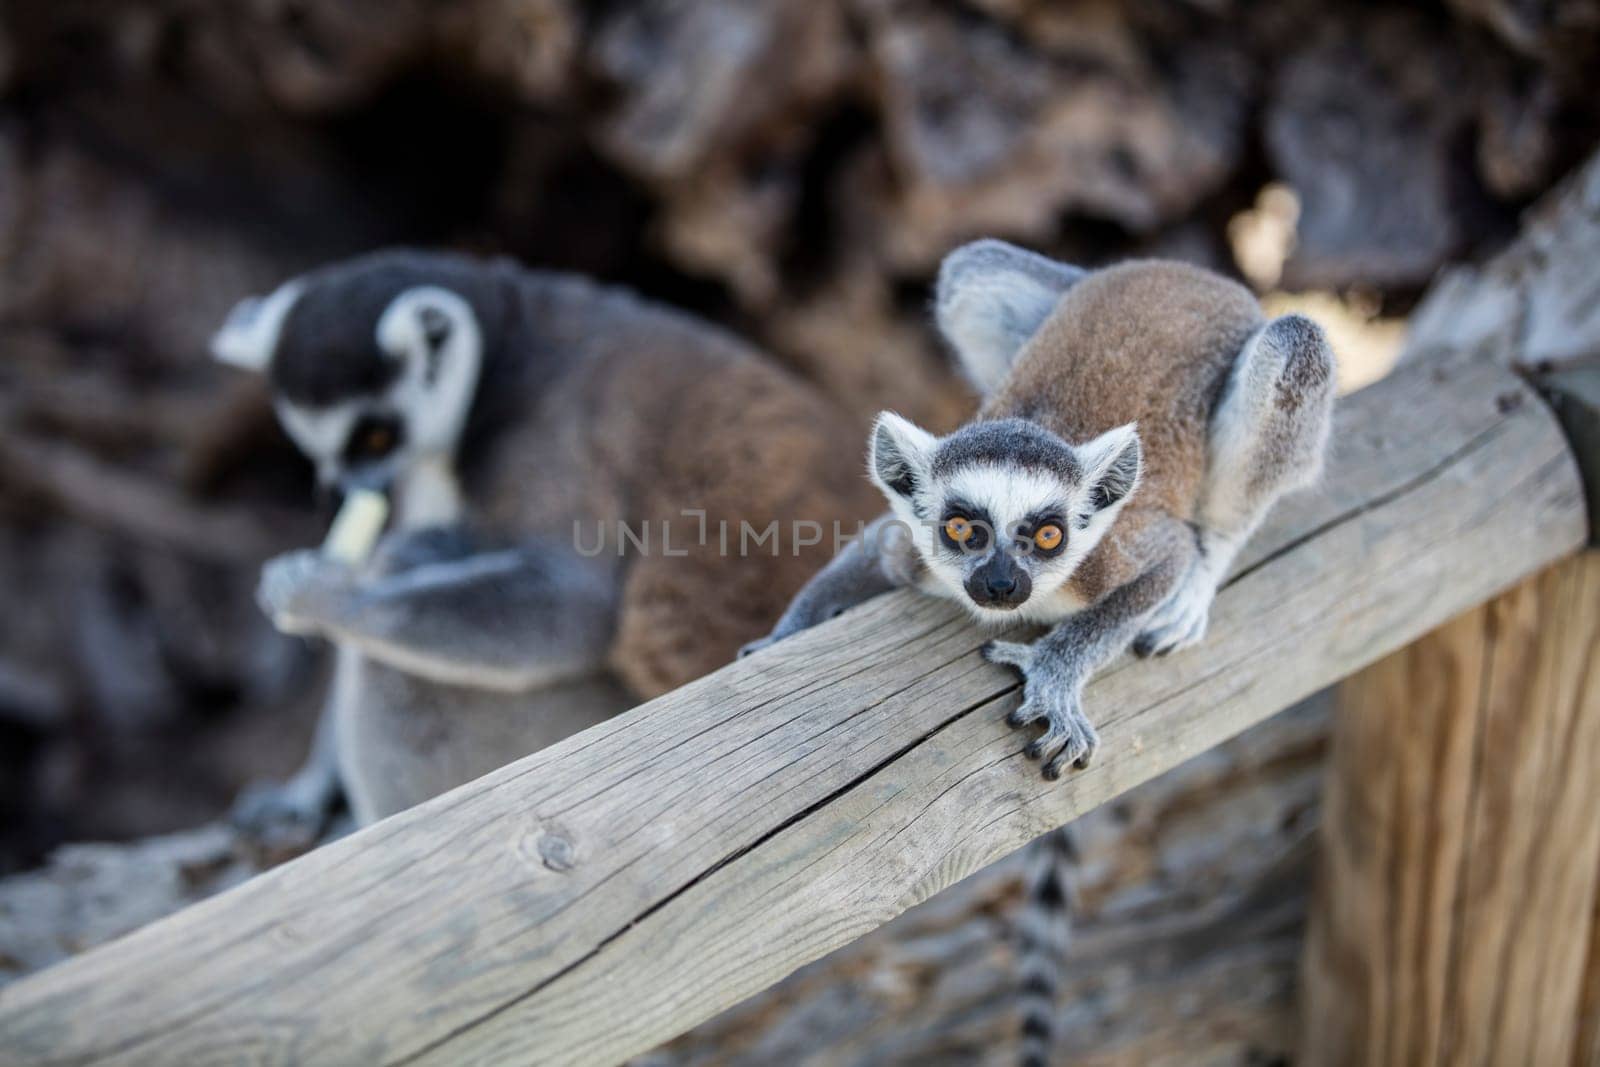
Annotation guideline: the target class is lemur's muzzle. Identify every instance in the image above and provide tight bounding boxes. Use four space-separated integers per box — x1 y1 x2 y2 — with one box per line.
965 553 1032 608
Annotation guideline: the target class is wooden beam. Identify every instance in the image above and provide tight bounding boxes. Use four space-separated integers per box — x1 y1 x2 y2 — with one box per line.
1298 551 1600 1066
0 344 1587 1065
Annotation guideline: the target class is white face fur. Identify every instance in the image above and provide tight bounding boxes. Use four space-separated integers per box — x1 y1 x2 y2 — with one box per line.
870 412 1141 626
212 283 483 528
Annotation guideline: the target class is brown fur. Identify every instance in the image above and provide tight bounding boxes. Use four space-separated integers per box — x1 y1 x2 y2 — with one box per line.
475 301 880 698
981 260 1263 603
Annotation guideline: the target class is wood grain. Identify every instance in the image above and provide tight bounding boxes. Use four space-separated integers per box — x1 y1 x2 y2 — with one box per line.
0 345 1587 1065
1577 854 1600 1067
1299 551 1600 1067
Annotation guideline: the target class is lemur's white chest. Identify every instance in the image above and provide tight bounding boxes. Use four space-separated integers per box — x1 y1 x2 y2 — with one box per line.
396 454 463 528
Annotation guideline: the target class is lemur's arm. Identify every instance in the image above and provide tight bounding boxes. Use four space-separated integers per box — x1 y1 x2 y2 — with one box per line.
258 530 616 691
983 516 1194 777
740 512 922 657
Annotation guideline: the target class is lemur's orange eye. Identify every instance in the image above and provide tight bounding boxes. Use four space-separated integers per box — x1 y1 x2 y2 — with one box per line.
945 517 974 544
361 426 395 456
1033 524 1063 550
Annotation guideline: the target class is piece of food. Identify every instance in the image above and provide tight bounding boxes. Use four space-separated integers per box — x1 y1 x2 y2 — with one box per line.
322 489 389 564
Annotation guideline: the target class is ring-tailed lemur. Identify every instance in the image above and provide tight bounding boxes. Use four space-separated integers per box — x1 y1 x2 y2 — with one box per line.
216 250 880 830
743 239 1335 1062
745 239 1335 777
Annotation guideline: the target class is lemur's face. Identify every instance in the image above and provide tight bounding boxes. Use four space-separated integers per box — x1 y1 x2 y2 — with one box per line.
211 258 484 503
869 414 1142 624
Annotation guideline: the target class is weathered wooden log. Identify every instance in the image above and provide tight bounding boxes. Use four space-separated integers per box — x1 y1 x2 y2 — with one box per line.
0 319 1585 1063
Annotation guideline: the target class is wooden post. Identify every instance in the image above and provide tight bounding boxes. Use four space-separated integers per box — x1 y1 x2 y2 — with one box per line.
1578 879 1600 1067
1299 552 1600 1067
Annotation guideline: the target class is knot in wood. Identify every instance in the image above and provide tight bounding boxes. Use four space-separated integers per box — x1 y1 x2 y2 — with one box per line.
537 832 576 872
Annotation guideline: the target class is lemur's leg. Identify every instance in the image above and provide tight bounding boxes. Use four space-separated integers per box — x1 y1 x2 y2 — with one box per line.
987 516 1195 777
232 685 344 845
738 513 923 658
257 528 618 691
1136 314 1336 657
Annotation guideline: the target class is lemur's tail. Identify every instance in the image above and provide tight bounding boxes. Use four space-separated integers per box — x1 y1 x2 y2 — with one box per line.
1017 827 1078 1067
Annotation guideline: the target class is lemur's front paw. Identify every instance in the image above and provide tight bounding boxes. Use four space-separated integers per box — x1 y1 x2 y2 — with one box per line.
1134 580 1212 658
738 601 854 660
257 550 354 636
983 641 1099 779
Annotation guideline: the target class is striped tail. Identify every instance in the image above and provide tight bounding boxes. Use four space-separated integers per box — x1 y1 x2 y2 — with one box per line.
1017 827 1078 1067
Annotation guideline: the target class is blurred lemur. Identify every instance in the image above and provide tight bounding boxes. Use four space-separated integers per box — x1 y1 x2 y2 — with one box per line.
215 250 878 828
746 239 1335 778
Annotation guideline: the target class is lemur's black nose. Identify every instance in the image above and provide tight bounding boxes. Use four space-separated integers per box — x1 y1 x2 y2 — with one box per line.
966 555 1031 607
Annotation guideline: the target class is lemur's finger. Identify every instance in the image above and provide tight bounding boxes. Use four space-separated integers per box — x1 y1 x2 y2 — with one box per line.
982 640 1032 670
1045 738 1086 779
1007 699 1047 728
1041 713 1100 777
1024 721 1067 761
1135 622 1191 658
737 636 776 659
1074 728 1100 770
1155 630 1192 657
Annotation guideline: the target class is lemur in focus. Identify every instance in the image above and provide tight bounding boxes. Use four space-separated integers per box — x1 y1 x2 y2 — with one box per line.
215 250 879 829
745 239 1335 779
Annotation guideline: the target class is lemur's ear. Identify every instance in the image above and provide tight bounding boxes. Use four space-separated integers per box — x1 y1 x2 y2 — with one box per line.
210 281 303 373
1078 423 1142 513
376 286 477 375
934 239 1084 395
870 412 937 502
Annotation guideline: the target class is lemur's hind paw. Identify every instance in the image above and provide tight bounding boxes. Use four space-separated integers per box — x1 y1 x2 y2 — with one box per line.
984 642 1099 778
1134 579 1213 658
231 777 338 852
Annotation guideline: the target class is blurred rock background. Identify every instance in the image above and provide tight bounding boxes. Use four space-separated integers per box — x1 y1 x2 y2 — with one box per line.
0 0 1596 1058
